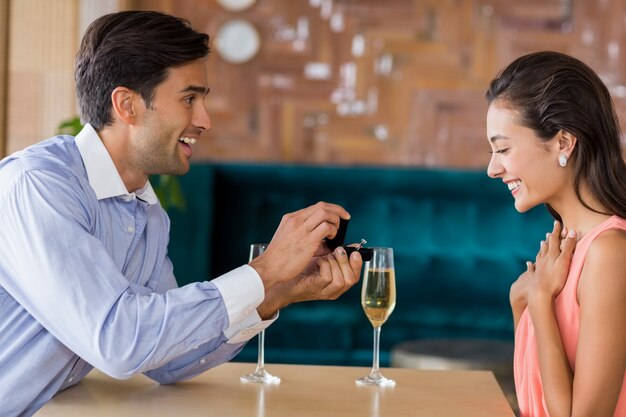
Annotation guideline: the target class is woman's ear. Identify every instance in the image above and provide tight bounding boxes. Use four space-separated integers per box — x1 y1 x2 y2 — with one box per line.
558 130 577 159
110 87 138 125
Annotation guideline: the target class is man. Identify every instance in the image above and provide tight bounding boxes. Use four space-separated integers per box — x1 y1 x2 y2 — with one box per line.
0 11 362 416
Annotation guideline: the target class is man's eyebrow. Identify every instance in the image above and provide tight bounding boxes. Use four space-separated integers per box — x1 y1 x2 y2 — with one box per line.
489 134 510 143
180 85 209 95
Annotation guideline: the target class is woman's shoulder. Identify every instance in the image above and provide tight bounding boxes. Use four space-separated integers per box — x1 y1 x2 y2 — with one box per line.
588 225 626 252
584 216 626 255
586 225 626 265
580 225 626 298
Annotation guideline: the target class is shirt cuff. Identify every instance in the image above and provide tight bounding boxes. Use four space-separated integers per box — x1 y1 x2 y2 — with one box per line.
225 311 279 344
211 265 264 327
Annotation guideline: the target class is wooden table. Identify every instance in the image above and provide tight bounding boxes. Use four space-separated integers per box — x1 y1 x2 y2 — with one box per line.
36 362 514 416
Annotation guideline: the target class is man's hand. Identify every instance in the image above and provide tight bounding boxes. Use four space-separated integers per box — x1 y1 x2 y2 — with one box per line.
257 246 363 319
249 202 350 289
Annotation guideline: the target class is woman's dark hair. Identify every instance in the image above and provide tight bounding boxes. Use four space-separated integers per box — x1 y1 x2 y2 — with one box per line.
486 50 626 221
75 11 210 130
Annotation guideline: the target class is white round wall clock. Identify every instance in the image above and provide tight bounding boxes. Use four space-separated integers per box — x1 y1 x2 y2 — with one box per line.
216 0 257 12
215 19 261 64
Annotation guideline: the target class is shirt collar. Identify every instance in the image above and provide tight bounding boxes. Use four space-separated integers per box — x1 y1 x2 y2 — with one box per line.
74 123 158 205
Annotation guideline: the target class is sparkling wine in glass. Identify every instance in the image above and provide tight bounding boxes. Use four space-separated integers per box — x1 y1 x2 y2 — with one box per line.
240 243 281 384
356 247 397 387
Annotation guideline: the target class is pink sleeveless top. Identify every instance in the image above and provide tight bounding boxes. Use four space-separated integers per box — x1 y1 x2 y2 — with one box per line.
514 215 626 417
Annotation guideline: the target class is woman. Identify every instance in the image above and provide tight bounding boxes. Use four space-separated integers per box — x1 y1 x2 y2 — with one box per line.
486 51 626 417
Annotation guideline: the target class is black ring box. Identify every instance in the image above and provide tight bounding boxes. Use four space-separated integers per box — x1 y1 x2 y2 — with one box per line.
343 246 373 261
325 218 373 261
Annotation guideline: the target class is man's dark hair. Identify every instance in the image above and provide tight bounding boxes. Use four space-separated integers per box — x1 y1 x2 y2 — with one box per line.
75 10 210 130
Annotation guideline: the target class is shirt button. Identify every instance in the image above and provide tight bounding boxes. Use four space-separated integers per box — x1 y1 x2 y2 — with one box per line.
127 226 135 233
200 359 207 364
68 377 73 383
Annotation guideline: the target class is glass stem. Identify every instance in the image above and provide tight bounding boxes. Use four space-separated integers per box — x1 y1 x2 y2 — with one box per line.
371 326 381 374
257 330 265 370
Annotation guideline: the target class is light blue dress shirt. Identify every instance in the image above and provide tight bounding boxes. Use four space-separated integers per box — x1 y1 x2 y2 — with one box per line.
0 125 273 416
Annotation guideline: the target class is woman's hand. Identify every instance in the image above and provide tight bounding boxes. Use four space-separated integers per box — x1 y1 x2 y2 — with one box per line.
528 221 577 308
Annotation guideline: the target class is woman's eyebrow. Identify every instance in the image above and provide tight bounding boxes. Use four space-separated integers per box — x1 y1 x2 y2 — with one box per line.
489 134 510 143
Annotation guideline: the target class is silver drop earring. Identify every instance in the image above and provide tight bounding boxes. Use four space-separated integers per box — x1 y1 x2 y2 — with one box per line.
558 153 568 167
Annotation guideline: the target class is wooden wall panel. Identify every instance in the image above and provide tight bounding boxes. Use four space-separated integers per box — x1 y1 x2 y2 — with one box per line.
0 0 9 158
78 0 626 167
6 0 79 154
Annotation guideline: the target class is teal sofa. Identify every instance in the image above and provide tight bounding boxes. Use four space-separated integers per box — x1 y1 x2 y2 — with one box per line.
167 163 552 366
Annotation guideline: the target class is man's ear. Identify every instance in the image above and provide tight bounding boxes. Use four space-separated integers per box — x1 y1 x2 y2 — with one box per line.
110 87 138 125
558 130 577 159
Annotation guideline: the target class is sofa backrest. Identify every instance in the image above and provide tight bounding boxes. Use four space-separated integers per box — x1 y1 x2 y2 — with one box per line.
168 163 552 365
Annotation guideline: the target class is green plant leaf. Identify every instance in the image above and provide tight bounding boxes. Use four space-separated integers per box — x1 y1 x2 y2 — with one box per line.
57 116 84 136
151 174 187 212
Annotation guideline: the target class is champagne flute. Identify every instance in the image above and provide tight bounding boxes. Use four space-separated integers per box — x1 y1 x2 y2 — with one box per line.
356 247 397 387
240 243 281 385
